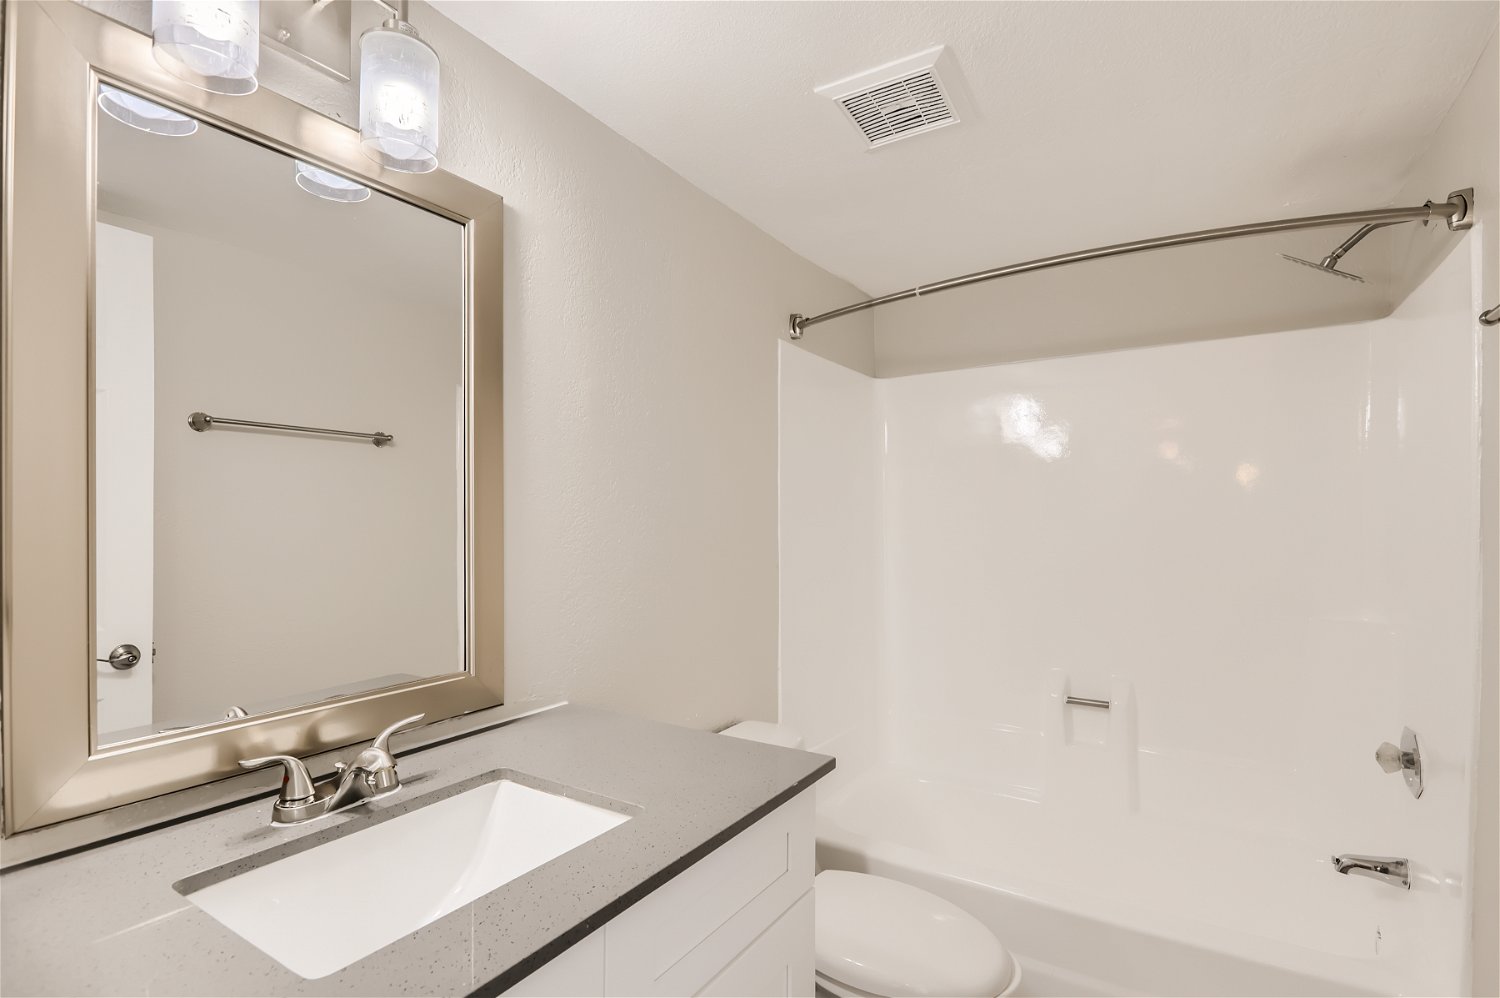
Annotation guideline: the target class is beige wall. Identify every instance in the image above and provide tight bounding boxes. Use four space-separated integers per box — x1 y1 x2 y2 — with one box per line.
1391 29 1499 998
144 227 465 726
415 7 874 728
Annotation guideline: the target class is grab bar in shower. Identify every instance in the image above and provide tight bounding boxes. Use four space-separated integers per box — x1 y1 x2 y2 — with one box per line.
1064 696 1111 709
188 411 393 447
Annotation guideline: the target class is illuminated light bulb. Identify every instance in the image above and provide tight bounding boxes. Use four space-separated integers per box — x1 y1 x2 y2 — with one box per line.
359 11 440 173
151 0 259 96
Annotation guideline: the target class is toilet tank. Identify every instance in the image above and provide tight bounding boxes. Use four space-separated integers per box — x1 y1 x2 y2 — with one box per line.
719 720 805 750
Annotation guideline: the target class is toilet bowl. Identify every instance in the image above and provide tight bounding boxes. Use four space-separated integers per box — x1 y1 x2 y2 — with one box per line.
720 722 1022 998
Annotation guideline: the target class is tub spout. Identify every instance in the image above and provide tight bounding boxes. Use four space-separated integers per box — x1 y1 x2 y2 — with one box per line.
1332 854 1409 890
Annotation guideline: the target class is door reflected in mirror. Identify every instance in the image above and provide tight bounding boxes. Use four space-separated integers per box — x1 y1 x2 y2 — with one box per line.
93 82 467 746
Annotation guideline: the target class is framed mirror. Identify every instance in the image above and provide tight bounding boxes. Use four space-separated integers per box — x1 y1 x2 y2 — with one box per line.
3 1 504 834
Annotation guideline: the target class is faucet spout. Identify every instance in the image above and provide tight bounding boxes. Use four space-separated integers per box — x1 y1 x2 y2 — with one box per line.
323 714 425 813
322 762 392 813
240 713 426 827
1332 854 1410 890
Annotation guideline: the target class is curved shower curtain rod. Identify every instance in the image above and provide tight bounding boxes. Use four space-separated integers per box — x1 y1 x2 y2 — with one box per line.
788 189 1475 340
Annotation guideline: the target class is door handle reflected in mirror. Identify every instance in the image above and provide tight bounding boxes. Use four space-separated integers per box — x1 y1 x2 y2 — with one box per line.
96 643 141 670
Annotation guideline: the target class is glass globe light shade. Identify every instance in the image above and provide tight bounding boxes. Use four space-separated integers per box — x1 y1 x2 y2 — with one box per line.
97 84 199 137
294 161 372 203
151 0 259 96
359 22 439 173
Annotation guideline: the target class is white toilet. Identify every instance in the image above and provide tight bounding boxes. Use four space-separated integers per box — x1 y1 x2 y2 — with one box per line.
721 722 1022 998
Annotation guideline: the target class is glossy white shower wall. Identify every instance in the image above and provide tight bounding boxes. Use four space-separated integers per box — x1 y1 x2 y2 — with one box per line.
878 238 1481 990
1042 671 1139 815
778 343 884 796
779 237 1483 994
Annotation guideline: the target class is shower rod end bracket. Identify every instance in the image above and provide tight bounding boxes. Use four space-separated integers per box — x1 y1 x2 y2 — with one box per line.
789 313 806 340
1445 188 1474 231
188 411 212 432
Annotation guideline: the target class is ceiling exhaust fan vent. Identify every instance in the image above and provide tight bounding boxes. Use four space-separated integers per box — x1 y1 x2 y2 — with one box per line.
816 46 970 149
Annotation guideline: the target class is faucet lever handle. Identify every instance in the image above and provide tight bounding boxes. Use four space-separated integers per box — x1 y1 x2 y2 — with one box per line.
1373 727 1423 798
371 714 426 755
240 754 318 803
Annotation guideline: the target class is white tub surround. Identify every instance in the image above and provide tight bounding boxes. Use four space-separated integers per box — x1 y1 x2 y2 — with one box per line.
778 344 885 798
780 237 1483 996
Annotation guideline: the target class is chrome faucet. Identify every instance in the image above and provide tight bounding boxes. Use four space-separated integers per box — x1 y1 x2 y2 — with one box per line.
240 714 424 826
1332 853 1410 890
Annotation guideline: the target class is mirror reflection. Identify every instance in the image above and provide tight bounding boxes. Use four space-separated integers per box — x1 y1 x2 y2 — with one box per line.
93 82 466 745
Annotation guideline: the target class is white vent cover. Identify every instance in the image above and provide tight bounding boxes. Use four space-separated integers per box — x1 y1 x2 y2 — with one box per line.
815 46 970 149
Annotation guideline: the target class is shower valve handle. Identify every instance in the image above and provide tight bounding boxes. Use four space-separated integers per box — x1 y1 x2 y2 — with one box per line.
1374 727 1423 799
1375 742 1408 773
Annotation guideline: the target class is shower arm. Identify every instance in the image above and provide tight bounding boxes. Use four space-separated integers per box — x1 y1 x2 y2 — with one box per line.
789 189 1474 339
1317 221 1404 270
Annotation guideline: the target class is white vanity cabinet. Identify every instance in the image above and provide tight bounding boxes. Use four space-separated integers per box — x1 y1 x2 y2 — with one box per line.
503 790 815 998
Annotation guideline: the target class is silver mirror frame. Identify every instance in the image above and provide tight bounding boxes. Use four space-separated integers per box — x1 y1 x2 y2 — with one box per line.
1 1 505 834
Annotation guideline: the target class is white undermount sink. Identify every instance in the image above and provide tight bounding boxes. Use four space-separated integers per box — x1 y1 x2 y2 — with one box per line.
179 776 632 979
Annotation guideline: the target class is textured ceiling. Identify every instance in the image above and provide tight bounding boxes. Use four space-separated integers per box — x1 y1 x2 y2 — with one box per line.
433 0 1496 297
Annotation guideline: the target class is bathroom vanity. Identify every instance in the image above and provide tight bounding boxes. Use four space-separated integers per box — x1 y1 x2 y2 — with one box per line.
0 704 832 996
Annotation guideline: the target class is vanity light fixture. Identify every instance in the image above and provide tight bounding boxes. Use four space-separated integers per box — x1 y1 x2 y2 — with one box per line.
359 0 440 173
97 83 199 136
294 160 373 203
150 0 260 96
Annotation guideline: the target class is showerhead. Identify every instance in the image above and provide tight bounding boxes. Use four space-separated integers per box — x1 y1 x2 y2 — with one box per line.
1279 253 1365 283
1278 219 1402 284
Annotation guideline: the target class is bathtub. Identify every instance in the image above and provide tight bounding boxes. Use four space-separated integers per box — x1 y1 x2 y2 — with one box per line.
814 766 1415 997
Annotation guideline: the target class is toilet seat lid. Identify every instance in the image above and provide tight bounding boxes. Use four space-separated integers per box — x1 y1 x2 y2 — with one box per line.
814 871 1015 998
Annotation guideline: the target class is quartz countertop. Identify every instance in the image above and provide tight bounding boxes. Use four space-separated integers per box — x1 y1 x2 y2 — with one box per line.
0 704 834 997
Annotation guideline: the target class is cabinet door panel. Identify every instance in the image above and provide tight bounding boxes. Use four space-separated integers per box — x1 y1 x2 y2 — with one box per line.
605 791 815 996
697 891 814 998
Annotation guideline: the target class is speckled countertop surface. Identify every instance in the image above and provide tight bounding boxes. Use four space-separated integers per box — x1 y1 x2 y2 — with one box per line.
0 704 834 997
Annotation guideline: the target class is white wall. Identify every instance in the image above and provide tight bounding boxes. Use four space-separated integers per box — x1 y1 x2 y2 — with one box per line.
93 222 156 738
782 239 1483 994
1388 30 1499 996
777 343 882 795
